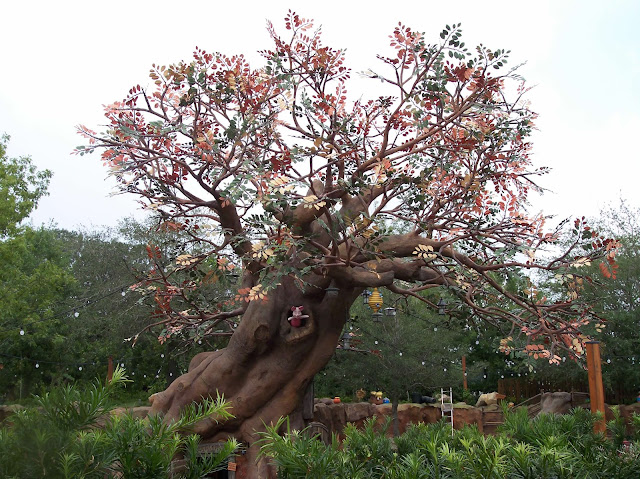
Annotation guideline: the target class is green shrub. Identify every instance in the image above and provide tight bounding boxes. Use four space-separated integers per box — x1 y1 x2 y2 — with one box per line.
631 413 640 442
256 417 349 478
258 407 640 479
341 417 395 476
0 367 236 478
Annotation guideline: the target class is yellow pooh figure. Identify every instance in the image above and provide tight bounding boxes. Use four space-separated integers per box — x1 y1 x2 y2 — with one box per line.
369 390 384 405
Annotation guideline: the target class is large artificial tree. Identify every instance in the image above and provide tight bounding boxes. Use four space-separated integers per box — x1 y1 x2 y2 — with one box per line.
77 13 616 475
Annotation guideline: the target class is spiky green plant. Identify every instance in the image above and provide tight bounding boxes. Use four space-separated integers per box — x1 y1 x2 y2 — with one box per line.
255 417 349 479
607 406 627 450
257 407 640 479
340 417 395 477
631 413 640 442
387 452 432 479
0 367 236 479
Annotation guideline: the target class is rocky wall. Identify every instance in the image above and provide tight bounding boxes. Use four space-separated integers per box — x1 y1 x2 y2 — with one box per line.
312 400 484 437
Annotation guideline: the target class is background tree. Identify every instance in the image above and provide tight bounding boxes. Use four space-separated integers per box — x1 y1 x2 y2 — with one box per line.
355 294 466 436
319 290 517 410
590 202 640 401
0 135 75 399
0 133 232 399
0 227 76 399
0 214 235 401
77 14 615 474
51 224 170 393
532 200 640 402
0 134 51 237
316 295 460 402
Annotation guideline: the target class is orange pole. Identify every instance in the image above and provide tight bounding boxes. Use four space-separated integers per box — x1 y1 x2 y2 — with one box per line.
462 355 468 390
106 355 114 384
585 341 606 434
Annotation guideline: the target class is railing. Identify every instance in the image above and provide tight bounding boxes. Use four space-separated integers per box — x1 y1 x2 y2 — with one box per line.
515 393 542 408
514 393 542 418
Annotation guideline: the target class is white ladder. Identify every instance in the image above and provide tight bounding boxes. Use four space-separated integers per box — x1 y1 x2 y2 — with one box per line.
440 387 454 434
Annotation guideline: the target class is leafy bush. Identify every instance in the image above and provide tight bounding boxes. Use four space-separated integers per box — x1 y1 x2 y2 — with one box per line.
0 367 237 478
259 409 640 479
255 417 348 478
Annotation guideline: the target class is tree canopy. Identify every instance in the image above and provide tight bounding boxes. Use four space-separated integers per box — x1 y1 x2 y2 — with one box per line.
0 134 51 236
77 12 615 361
78 13 615 372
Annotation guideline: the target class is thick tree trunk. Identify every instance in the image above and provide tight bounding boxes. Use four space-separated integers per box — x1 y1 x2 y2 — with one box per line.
149 277 357 477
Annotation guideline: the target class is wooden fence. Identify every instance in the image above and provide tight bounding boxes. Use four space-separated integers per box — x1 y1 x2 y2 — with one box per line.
497 377 637 405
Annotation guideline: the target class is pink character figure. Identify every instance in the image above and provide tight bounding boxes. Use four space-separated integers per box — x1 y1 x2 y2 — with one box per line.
289 306 309 328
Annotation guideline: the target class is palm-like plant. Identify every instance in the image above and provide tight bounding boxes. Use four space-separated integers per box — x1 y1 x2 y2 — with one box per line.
259 408 640 479
0 367 237 479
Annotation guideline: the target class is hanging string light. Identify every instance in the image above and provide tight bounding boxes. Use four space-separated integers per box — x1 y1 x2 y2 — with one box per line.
1 281 139 338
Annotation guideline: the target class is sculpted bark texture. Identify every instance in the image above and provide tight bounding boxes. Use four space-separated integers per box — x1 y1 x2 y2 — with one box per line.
150 278 357 474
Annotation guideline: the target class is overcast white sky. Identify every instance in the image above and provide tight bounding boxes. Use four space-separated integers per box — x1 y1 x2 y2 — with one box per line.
1 0 638 231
